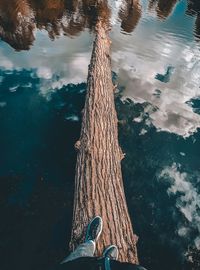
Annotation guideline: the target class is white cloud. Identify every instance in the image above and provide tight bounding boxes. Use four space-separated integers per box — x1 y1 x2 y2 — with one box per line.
0 30 91 99
177 227 190 237
111 19 200 137
37 53 89 99
159 163 200 250
0 59 14 70
36 67 53 80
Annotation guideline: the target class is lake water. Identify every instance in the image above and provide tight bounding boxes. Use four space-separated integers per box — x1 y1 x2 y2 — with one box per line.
0 0 200 269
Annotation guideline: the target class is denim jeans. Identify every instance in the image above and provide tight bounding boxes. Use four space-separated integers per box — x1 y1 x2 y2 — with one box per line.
61 245 148 270
61 240 95 264
61 241 112 270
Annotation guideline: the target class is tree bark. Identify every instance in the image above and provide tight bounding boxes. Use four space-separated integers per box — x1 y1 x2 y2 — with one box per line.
70 21 138 264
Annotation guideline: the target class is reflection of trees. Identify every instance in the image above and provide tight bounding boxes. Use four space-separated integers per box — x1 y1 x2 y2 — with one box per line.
195 15 200 38
186 0 200 16
82 0 111 31
2 0 200 50
148 0 200 40
30 0 66 39
30 0 106 38
148 0 178 19
0 0 142 50
156 0 178 19
186 0 200 39
148 0 157 11
0 0 35 50
118 0 141 33
0 0 111 49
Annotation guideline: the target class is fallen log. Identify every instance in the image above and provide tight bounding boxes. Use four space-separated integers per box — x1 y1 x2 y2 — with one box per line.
70 20 138 264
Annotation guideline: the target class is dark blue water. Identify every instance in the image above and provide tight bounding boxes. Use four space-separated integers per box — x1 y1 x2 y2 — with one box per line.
0 1 200 270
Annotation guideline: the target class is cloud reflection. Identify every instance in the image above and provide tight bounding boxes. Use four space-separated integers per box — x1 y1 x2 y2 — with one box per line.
112 22 200 137
0 0 200 138
0 30 91 98
159 163 200 251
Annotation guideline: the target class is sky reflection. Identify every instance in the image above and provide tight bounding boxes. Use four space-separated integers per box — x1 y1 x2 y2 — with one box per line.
1 1 200 137
112 0 200 137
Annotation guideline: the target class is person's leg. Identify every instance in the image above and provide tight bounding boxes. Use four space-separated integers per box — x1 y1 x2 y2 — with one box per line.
61 240 95 263
61 216 103 264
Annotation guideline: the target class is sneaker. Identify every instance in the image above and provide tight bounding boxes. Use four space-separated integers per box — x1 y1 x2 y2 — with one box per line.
103 245 118 260
85 216 103 242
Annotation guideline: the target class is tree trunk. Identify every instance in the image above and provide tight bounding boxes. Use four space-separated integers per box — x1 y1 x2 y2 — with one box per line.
70 21 138 264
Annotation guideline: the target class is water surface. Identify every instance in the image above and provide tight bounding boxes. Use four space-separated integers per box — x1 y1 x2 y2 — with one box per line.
0 1 200 269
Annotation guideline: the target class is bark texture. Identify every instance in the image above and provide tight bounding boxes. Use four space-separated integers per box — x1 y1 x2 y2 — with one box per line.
70 21 138 264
